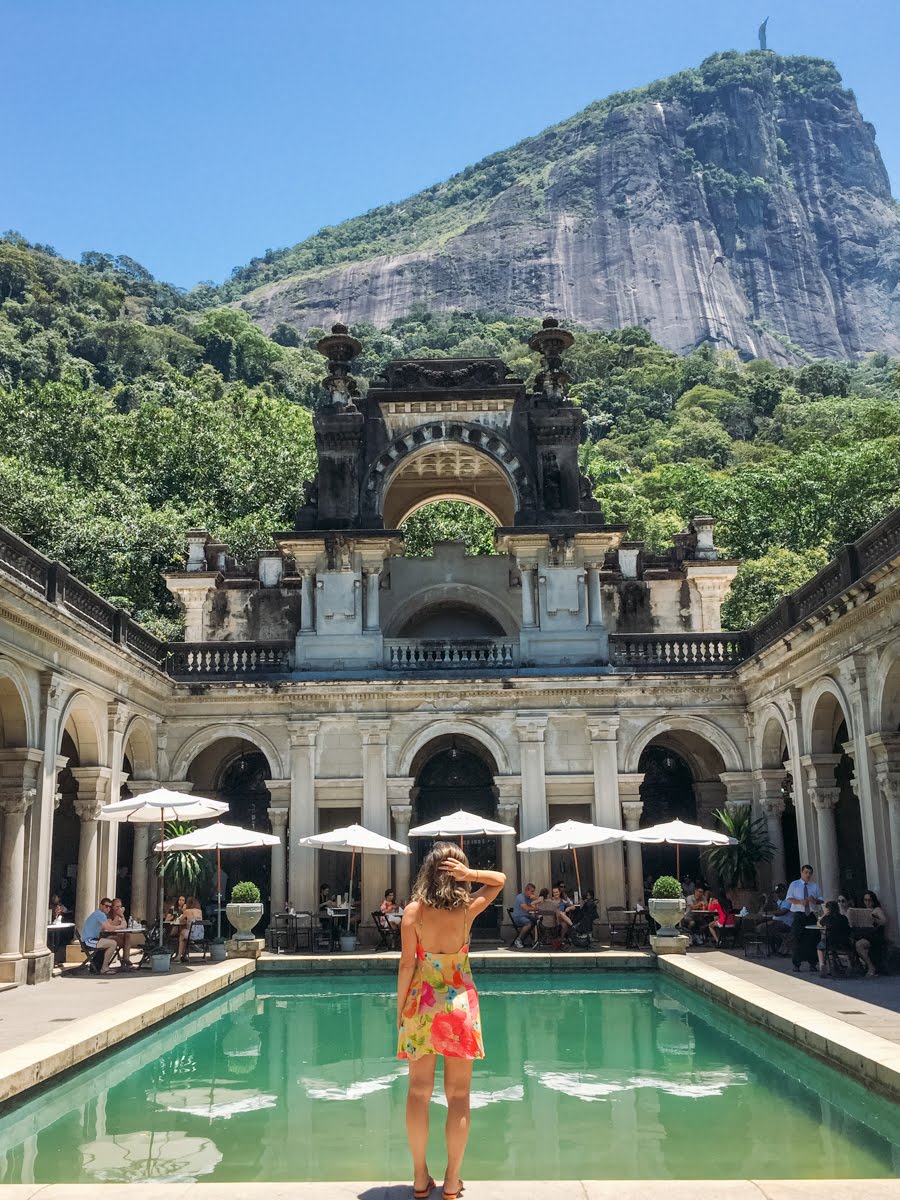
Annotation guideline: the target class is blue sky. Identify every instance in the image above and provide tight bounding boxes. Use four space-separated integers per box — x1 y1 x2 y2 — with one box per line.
5 0 899 289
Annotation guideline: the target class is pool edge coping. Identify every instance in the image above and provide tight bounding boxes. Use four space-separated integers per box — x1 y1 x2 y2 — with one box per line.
659 955 900 1103
0 959 254 1106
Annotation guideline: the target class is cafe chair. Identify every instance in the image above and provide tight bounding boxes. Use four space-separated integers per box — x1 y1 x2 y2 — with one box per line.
266 912 294 954
372 911 400 950
533 907 563 951
823 927 865 978
182 920 210 961
606 906 629 948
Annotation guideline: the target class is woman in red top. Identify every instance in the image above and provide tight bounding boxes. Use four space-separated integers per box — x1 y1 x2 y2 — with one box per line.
706 892 735 946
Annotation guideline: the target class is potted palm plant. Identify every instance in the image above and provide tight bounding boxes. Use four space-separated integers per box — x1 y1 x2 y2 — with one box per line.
226 881 264 941
155 822 212 971
703 807 774 907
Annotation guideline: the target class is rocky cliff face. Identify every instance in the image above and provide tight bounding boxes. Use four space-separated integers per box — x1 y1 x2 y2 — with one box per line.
233 53 900 361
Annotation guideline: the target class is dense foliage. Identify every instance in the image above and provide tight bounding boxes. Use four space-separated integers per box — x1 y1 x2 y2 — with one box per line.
210 51 855 302
2 238 899 636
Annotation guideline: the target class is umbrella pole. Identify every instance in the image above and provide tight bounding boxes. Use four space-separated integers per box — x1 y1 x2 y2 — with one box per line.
676 844 680 881
572 848 582 901
217 845 222 941
348 848 355 932
158 815 166 951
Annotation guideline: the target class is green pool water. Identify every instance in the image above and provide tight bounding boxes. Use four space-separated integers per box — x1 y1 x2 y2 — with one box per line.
0 973 898 1183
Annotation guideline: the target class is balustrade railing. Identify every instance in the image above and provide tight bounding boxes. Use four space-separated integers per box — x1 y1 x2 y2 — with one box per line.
385 638 518 670
609 632 749 671
165 642 294 678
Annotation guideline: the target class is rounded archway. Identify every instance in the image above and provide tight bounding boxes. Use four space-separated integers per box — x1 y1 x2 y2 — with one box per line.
878 653 900 731
380 439 519 529
186 736 274 916
410 735 500 932
0 664 31 748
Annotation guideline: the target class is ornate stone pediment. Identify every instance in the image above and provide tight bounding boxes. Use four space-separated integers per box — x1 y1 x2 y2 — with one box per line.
372 359 512 392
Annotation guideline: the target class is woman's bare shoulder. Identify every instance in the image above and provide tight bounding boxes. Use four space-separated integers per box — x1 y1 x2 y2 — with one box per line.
402 900 422 922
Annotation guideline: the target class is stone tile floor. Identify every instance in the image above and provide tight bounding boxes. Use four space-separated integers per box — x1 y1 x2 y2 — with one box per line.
0 961 208 1053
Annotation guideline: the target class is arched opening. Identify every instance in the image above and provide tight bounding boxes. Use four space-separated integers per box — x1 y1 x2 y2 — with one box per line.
186 737 273 921
834 719 867 901
382 442 517 529
401 499 499 560
51 729 80 916
411 735 500 933
635 728 728 886
880 657 900 732
398 601 505 640
0 672 29 748
760 716 799 886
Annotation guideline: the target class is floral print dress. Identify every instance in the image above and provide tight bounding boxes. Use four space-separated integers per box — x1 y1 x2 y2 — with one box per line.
397 906 484 1061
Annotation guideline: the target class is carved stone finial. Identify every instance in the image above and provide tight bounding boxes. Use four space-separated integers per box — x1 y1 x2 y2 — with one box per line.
316 323 363 410
528 317 574 400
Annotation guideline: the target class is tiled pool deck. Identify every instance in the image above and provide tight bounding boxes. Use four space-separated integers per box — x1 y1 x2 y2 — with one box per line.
0 950 898 1197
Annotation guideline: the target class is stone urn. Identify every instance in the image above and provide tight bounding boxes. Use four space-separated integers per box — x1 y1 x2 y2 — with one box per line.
225 903 264 942
648 897 686 937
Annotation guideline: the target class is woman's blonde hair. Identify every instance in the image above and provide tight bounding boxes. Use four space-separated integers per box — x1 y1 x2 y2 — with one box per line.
410 841 470 910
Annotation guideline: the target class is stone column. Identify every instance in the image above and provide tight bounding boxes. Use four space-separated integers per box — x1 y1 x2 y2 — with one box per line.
519 563 537 628
867 733 900 928
268 805 289 913
390 803 413 900
288 722 319 912
497 800 520 918
801 754 841 899
126 780 160 924
299 571 315 633
22 674 62 983
0 754 39 984
70 767 112 929
515 717 549 884
364 570 381 631
586 564 603 627
100 702 129 900
587 717 625 911
620 795 645 910
359 720 391 923
754 770 788 890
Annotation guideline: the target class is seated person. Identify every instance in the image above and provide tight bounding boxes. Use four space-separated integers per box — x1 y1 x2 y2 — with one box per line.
50 893 67 921
682 885 709 940
852 890 888 977
816 901 852 974
81 897 112 969
533 888 565 943
380 888 403 926
512 883 538 949
549 887 574 935
174 896 204 962
554 881 575 912
706 894 735 946
95 898 133 973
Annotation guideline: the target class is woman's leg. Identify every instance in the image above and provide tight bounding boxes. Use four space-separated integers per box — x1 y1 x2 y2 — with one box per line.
406 1055 436 1191
817 945 827 971
443 1056 474 1195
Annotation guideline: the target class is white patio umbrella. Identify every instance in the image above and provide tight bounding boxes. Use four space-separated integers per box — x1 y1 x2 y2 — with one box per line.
79 1131 222 1182
407 808 517 848
155 822 281 941
620 818 737 879
100 788 228 949
516 820 627 899
298 824 410 931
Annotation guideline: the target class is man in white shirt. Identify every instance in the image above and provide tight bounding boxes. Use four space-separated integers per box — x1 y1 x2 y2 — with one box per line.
786 864 825 971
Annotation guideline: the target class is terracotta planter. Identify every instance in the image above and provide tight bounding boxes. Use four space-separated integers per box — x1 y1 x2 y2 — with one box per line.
648 897 686 937
226 902 263 942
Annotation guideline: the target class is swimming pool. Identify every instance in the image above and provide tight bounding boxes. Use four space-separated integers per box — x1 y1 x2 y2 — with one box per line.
0 972 897 1182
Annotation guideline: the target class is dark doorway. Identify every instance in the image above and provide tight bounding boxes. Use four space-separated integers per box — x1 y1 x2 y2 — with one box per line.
638 744 699 884
413 746 500 934
781 771 800 886
834 722 867 902
217 751 272 919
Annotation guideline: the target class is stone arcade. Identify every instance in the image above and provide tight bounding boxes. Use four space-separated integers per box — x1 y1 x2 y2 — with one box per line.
0 320 899 982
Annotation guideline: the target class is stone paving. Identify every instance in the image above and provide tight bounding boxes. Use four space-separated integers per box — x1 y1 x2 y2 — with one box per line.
0 1181 899 1198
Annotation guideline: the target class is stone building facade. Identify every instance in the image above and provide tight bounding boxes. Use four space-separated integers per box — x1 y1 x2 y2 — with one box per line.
0 321 898 983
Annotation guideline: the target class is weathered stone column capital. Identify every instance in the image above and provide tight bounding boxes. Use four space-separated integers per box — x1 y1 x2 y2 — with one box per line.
359 718 391 746
877 772 900 808
514 716 548 743
0 787 36 816
621 800 644 830
866 731 900 768
288 720 320 748
69 766 112 801
268 806 289 828
266 778 292 805
759 796 786 819
810 785 840 812
586 715 620 741
107 701 130 734
495 777 521 802
617 772 644 801
497 802 520 826
391 804 413 835
387 778 414 803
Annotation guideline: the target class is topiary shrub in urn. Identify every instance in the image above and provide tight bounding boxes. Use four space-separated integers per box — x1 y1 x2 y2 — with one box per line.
226 880 263 941
649 875 686 937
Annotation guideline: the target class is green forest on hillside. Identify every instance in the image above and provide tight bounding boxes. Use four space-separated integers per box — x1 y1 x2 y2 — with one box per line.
1 235 899 638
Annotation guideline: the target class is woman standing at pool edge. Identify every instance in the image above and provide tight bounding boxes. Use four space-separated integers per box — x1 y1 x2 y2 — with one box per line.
397 842 506 1200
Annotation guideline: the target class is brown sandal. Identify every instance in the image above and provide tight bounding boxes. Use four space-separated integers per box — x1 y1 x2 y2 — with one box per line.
414 1176 435 1198
442 1181 464 1200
